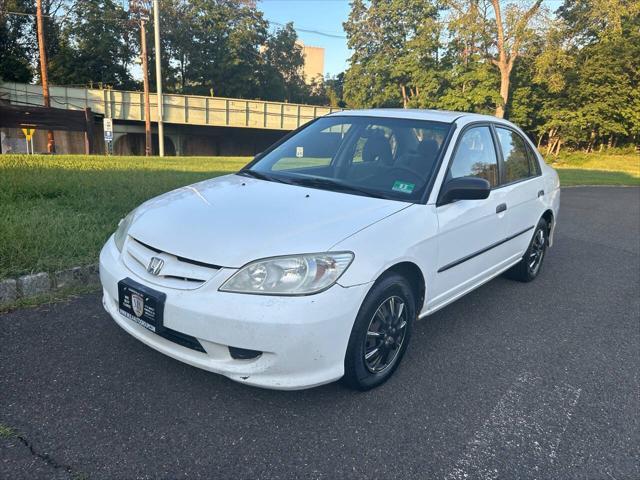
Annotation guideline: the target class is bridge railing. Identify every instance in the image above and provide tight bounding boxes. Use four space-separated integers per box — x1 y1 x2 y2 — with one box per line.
0 82 339 131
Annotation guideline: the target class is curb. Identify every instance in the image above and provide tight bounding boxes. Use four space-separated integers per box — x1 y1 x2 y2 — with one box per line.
561 184 639 188
0 264 100 306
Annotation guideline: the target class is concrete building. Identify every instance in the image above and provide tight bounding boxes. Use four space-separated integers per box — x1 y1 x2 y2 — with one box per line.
297 41 325 85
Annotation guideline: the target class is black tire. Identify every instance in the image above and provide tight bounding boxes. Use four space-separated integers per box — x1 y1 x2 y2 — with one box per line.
504 218 548 282
343 272 416 391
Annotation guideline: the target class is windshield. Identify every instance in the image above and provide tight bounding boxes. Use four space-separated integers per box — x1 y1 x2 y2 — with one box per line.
242 115 452 202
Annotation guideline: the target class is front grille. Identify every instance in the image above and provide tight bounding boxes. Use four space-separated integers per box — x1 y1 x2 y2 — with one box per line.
134 239 218 269
123 237 220 290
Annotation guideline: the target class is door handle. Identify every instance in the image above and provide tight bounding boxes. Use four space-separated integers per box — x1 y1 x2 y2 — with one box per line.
496 203 507 214
538 189 545 198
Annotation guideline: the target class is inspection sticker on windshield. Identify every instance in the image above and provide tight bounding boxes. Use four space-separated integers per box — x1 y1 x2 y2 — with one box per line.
296 146 304 158
392 181 415 194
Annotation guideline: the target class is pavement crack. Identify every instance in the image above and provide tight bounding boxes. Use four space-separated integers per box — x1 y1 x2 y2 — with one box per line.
11 429 87 479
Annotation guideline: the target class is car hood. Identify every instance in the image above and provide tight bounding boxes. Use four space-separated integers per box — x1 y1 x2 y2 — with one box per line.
128 174 410 267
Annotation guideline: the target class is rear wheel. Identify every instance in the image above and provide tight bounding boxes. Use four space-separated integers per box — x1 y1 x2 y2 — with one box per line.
504 218 548 282
343 273 416 390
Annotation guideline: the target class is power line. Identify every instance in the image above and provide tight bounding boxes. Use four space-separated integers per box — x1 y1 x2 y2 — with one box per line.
6 10 348 39
267 19 346 39
5 10 132 25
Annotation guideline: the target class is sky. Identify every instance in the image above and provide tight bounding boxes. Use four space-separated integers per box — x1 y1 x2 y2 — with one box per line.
258 0 352 77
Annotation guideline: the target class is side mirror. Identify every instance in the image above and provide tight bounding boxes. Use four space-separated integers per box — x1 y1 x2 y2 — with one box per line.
438 177 490 206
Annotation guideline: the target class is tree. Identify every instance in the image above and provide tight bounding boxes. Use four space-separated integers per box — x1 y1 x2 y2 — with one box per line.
325 73 346 107
48 0 136 88
0 0 33 82
38 0 67 84
174 0 267 97
343 0 547 119
445 0 545 117
153 0 194 92
488 0 543 118
437 0 501 114
533 0 640 150
260 22 306 102
343 0 442 108
144 1 316 103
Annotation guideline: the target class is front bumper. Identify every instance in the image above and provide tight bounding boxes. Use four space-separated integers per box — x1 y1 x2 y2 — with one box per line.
99 237 371 390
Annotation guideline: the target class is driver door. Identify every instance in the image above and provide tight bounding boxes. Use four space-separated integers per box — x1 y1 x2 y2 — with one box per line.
430 125 509 310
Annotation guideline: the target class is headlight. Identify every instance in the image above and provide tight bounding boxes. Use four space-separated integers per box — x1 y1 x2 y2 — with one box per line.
113 209 137 252
219 252 354 295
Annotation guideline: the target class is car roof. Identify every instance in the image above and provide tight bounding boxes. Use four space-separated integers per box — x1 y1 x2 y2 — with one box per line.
328 108 503 125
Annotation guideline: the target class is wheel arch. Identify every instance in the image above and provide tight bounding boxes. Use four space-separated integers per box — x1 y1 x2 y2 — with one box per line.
380 261 426 315
541 209 555 246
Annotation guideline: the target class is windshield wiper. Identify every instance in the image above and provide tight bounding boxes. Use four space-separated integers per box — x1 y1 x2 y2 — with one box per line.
237 169 295 185
290 176 388 199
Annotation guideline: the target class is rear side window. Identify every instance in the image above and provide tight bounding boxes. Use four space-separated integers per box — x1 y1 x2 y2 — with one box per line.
448 126 499 187
526 144 542 175
495 128 534 183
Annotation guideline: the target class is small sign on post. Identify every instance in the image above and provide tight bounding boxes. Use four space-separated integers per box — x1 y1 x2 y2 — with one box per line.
21 125 36 154
103 118 114 155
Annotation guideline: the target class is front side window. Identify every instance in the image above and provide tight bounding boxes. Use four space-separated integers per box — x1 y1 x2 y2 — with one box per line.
447 126 499 187
496 128 534 183
244 116 451 202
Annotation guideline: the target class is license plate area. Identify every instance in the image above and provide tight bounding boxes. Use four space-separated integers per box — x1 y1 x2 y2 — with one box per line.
118 278 166 333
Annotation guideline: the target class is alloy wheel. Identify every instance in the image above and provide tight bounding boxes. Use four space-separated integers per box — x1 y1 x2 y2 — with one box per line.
363 296 408 373
528 228 546 275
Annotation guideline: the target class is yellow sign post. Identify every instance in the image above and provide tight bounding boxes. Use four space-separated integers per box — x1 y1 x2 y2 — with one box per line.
21 126 36 154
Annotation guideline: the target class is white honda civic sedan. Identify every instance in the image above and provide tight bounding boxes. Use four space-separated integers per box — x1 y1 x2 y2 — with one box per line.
100 109 560 390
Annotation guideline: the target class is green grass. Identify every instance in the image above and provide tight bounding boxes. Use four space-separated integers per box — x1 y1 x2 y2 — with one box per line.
1 154 249 279
545 151 640 186
0 424 16 439
1 151 638 281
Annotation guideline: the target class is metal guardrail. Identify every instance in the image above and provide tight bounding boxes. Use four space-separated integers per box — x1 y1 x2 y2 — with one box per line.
0 82 338 131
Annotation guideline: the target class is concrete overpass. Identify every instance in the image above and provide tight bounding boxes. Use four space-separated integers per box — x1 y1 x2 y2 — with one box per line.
0 82 339 155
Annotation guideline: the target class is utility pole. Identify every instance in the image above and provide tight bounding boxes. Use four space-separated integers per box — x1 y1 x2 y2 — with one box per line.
36 0 55 153
140 18 152 156
153 0 165 156
129 0 152 156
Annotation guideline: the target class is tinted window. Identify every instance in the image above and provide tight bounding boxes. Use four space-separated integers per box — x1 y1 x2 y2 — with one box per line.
249 116 451 202
448 126 498 187
496 128 533 183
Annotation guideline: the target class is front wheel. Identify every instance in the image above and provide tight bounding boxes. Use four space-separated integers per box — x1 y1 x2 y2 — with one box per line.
343 273 416 391
504 218 548 282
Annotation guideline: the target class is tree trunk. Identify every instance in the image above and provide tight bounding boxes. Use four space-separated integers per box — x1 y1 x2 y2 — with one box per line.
586 130 596 153
495 67 510 118
490 0 542 119
554 138 562 155
546 128 557 154
401 85 408 109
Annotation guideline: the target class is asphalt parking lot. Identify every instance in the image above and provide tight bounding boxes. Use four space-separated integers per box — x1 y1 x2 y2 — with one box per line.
1 186 639 480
